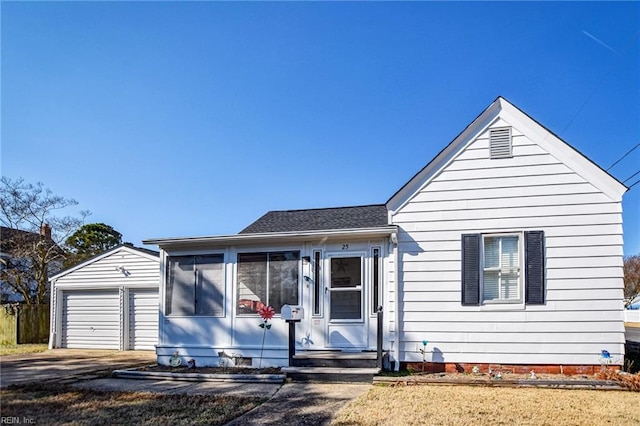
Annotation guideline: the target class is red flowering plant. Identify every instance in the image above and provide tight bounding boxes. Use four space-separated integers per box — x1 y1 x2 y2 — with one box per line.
257 305 275 368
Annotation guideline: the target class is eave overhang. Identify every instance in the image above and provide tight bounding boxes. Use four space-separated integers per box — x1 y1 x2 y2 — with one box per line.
143 226 398 250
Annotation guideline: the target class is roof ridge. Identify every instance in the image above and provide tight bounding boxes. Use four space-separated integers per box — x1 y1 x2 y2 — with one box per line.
265 204 386 214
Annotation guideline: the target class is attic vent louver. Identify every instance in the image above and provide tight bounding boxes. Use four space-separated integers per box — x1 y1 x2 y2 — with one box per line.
490 127 512 159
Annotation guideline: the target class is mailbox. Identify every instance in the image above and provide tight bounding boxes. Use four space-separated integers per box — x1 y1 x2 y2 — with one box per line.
281 304 304 321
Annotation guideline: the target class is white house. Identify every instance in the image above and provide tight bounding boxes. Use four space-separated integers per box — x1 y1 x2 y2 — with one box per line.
49 245 160 351
144 97 627 371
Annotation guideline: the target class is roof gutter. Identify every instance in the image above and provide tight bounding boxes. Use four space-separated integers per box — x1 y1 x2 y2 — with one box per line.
143 226 399 248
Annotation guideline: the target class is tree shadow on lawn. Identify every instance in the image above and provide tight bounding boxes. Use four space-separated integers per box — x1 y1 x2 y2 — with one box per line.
0 383 266 426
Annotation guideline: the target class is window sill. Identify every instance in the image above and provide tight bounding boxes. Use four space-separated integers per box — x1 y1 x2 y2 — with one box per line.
165 315 226 318
479 301 525 311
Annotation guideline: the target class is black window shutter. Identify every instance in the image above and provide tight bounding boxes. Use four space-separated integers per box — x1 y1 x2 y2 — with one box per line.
525 230 545 305
461 234 481 306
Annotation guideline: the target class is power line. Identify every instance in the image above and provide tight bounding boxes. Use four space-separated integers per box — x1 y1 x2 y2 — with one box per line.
560 29 640 137
607 141 640 171
623 169 640 184
628 178 640 190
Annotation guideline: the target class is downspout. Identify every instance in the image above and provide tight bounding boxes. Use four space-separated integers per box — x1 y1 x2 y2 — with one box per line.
391 231 400 371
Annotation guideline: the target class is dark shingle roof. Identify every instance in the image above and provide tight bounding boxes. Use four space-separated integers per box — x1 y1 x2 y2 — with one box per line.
239 204 389 234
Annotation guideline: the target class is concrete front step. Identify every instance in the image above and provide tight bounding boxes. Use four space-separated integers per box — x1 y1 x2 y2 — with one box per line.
292 351 378 368
282 366 379 383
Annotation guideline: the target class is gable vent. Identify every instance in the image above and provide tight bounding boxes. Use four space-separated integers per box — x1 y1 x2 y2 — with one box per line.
489 127 512 159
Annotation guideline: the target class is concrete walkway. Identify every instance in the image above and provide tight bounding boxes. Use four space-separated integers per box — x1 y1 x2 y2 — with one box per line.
73 376 284 398
226 382 371 426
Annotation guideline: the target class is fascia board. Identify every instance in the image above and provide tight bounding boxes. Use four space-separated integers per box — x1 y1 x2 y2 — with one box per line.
386 99 502 213
499 99 628 201
143 226 398 249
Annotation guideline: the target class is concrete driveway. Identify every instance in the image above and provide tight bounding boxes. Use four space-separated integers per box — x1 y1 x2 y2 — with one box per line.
0 349 156 388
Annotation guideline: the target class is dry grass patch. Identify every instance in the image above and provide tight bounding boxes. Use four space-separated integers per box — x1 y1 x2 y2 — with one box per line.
332 385 639 426
1 383 265 425
0 344 48 356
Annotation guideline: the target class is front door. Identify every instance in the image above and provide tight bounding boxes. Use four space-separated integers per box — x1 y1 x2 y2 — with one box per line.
325 254 367 348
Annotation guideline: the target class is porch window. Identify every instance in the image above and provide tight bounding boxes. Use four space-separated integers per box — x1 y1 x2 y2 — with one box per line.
237 251 299 314
166 254 225 316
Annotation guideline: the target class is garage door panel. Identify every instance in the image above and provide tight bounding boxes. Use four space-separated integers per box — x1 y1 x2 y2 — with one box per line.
62 290 120 349
129 289 158 350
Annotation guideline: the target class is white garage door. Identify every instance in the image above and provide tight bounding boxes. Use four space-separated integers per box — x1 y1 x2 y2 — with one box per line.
62 290 120 349
128 288 159 350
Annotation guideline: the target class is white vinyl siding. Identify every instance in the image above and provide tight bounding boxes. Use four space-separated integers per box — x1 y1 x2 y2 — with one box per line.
391 122 625 365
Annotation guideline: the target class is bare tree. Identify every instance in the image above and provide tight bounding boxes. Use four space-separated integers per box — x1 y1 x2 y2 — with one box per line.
624 254 640 308
0 177 89 304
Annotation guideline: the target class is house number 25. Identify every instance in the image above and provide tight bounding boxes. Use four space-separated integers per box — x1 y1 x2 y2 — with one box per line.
342 244 349 250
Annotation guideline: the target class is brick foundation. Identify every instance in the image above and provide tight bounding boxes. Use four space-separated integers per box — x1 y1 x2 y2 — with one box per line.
402 362 622 375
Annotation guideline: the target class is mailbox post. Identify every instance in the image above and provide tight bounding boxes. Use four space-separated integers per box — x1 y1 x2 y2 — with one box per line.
281 305 304 366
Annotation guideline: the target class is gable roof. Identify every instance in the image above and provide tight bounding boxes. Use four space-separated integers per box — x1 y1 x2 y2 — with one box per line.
386 96 628 212
240 204 389 234
49 244 159 281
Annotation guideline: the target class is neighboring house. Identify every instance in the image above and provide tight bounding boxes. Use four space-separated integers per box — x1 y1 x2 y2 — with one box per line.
0 224 60 303
144 97 627 370
49 245 160 351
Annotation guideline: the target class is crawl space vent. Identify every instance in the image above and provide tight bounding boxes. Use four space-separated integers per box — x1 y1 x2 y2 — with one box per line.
489 127 512 159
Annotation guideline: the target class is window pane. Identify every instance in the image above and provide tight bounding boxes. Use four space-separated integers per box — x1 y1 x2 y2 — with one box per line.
372 248 380 311
483 271 499 301
237 253 267 314
268 251 299 313
167 256 194 315
484 238 499 268
330 291 361 320
331 257 361 288
195 255 224 316
502 272 519 300
313 251 321 315
501 237 519 268
482 235 521 303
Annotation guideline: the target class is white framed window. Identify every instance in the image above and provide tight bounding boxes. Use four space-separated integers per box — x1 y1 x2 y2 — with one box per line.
312 249 322 316
236 251 299 315
462 231 545 307
371 246 382 314
166 254 225 316
482 234 522 303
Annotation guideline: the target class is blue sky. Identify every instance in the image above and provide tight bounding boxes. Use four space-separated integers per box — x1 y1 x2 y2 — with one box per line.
2 2 639 255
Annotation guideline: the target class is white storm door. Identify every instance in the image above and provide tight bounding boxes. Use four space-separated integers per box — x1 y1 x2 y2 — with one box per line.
325 254 367 348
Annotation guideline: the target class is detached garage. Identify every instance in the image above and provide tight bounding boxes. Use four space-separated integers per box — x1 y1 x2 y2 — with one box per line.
50 245 160 351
